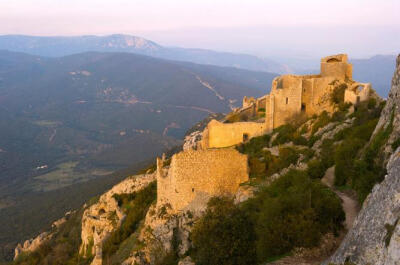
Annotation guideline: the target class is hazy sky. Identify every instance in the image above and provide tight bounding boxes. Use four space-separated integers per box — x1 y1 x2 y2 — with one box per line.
1 0 399 58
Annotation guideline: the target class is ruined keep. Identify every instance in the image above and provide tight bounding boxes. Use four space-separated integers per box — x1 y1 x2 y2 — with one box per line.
156 149 249 212
201 54 373 148
154 54 374 214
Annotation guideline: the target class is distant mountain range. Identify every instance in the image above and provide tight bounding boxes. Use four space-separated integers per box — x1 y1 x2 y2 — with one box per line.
0 34 287 73
295 55 397 97
351 55 397 98
0 34 396 97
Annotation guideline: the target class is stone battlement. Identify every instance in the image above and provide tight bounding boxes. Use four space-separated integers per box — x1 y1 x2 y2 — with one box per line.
157 148 249 212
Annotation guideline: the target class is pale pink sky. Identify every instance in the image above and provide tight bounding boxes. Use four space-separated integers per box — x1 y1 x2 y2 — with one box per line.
1 0 399 57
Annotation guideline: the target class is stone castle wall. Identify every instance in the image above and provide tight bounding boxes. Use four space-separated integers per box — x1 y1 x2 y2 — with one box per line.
157 149 249 212
266 75 303 130
344 83 372 105
201 54 372 149
202 119 266 148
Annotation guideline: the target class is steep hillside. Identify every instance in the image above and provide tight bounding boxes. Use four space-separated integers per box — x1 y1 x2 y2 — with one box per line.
326 54 400 265
0 50 276 261
9 81 388 265
0 34 286 73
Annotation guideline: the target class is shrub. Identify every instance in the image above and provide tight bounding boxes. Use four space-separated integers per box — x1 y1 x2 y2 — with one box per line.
271 123 308 147
103 182 157 258
334 138 364 186
226 112 249 123
311 111 331 135
330 83 347 105
191 197 257 265
237 134 271 156
332 103 385 202
272 124 296 146
307 159 326 179
367 98 377 109
243 170 344 262
265 147 299 177
249 157 266 178
392 138 400 151
13 209 92 265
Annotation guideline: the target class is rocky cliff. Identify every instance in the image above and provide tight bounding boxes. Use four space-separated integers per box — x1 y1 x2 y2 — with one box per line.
326 54 400 265
80 172 156 265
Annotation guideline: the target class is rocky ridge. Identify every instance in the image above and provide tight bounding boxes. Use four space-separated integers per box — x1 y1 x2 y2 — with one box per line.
79 172 156 265
325 54 400 265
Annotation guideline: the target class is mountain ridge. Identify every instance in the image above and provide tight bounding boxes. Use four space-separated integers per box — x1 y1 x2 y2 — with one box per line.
0 34 287 73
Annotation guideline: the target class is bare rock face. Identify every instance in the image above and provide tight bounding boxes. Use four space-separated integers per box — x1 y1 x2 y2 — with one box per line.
14 210 74 260
183 131 202 151
124 203 195 265
14 231 52 259
178 256 195 265
325 149 400 265
373 54 400 160
79 172 156 264
325 54 400 265
312 118 355 152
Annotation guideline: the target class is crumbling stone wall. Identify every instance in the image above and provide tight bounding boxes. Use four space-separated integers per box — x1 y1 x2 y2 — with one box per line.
344 83 372 105
157 149 249 212
201 54 373 148
320 54 353 79
201 119 266 148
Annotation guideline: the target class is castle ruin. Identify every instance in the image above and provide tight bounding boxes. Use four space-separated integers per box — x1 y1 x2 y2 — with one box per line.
156 54 373 213
156 149 248 212
201 54 372 148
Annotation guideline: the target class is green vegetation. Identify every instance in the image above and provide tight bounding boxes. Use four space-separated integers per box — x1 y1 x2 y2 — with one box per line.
244 169 344 262
311 111 331 135
333 101 386 202
12 209 92 265
193 169 345 264
384 218 399 247
307 159 326 179
242 145 300 180
271 124 308 146
191 197 257 265
102 182 157 262
330 83 347 105
33 162 112 192
225 112 249 123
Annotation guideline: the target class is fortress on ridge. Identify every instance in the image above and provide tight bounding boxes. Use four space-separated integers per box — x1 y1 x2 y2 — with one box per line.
200 54 372 149
156 54 374 213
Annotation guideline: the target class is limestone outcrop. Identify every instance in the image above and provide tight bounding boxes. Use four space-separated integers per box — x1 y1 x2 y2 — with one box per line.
123 203 196 265
325 148 400 265
80 172 156 264
14 232 52 260
183 131 202 151
325 54 400 265
373 54 400 161
14 210 74 260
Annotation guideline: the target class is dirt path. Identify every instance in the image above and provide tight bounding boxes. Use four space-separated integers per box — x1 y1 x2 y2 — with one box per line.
321 166 359 230
267 166 359 265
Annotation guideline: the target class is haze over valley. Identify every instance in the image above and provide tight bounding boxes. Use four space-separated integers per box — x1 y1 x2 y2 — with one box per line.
0 0 399 264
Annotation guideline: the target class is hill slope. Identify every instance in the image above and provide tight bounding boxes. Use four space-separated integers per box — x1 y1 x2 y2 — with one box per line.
0 50 277 260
